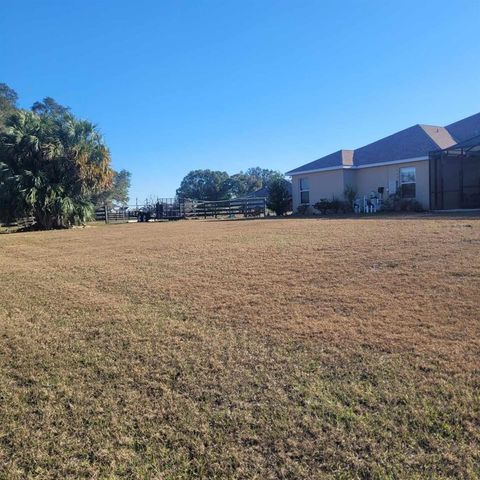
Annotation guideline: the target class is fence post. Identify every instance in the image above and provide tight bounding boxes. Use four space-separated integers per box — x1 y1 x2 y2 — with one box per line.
104 203 108 224
263 198 267 217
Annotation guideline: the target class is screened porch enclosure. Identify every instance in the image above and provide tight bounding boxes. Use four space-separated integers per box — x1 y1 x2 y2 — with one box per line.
429 136 480 210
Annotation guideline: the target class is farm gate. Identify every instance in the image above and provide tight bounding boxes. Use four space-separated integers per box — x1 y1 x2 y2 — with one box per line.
184 197 267 219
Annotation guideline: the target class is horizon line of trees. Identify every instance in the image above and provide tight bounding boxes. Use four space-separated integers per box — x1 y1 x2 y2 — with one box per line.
176 168 292 215
176 167 287 200
0 83 131 229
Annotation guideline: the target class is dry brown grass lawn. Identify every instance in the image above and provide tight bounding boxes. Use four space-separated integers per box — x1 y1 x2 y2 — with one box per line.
0 215 479 479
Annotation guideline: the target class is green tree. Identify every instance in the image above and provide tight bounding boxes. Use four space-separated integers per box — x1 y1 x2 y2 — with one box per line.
266 176 292 216
31 97 70 117
245 167 281 186
94 169 132 207
0 83 18 129
0 83 18 111
176 169 231 200
227 172 262 197
110 169 131 204
0 110 113 229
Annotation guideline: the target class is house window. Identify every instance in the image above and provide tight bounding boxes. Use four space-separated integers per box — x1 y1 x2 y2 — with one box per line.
299 178 310 204
400 167 416 198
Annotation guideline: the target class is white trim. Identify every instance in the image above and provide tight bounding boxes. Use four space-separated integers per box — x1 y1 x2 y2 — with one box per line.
286 165 352 175
355 156 428 169
286 156 428 176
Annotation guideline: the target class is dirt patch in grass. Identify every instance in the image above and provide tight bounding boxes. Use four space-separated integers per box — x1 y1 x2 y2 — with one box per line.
0 216 479 478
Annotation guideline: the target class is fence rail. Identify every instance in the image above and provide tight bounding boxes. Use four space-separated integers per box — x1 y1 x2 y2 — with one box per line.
95 197 267 223
94 207 129 223
185 197 266 218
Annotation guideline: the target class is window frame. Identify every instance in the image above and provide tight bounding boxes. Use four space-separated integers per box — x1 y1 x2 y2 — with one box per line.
299 177 310 204
399 167 416 199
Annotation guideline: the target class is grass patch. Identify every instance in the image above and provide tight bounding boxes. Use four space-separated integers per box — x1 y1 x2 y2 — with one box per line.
0 216 479 478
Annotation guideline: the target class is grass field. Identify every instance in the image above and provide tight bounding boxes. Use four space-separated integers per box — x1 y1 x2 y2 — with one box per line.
1 215 479 479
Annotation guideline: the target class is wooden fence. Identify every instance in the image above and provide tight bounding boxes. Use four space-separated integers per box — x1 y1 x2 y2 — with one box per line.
185 197 266 218
95 197 267 223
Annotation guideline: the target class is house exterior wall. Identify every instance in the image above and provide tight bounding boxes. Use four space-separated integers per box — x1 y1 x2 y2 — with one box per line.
343 169 356 192
291 169 346 211
291 159 430 211
354 159 430 208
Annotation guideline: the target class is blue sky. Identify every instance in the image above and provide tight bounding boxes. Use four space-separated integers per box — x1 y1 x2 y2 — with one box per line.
2 0 479 201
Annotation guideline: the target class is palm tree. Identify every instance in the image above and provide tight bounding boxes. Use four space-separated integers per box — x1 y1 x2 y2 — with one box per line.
0 110 113 229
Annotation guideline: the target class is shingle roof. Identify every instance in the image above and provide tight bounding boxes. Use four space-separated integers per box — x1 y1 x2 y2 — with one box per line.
286 149 353 175
287 112 480 175
445 112 480 143
353 124 455 167
437 133 480 155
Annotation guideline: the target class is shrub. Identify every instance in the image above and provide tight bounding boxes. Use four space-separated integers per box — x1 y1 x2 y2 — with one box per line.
296 204 309 215
329 198 342 214
341 200 354 213
400 199 424 212
382 192 424 212
381 195 396 212
314 199 329 215
314 198 346 215
344 184 357 208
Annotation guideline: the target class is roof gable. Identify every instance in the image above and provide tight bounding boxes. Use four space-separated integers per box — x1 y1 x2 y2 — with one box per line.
419 124 456 150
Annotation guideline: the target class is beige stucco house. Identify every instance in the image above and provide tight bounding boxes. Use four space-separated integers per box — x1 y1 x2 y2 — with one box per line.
286 112 480 211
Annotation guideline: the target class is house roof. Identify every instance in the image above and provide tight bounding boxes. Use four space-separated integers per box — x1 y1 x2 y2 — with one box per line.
434 133 480 155
353 124 455 167
286 112 480 175
445 112 480 143
286 149 354 175
245 186 270 198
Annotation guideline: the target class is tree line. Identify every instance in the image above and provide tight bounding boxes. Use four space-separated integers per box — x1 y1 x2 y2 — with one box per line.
176 168 292 215
0 83 131 229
